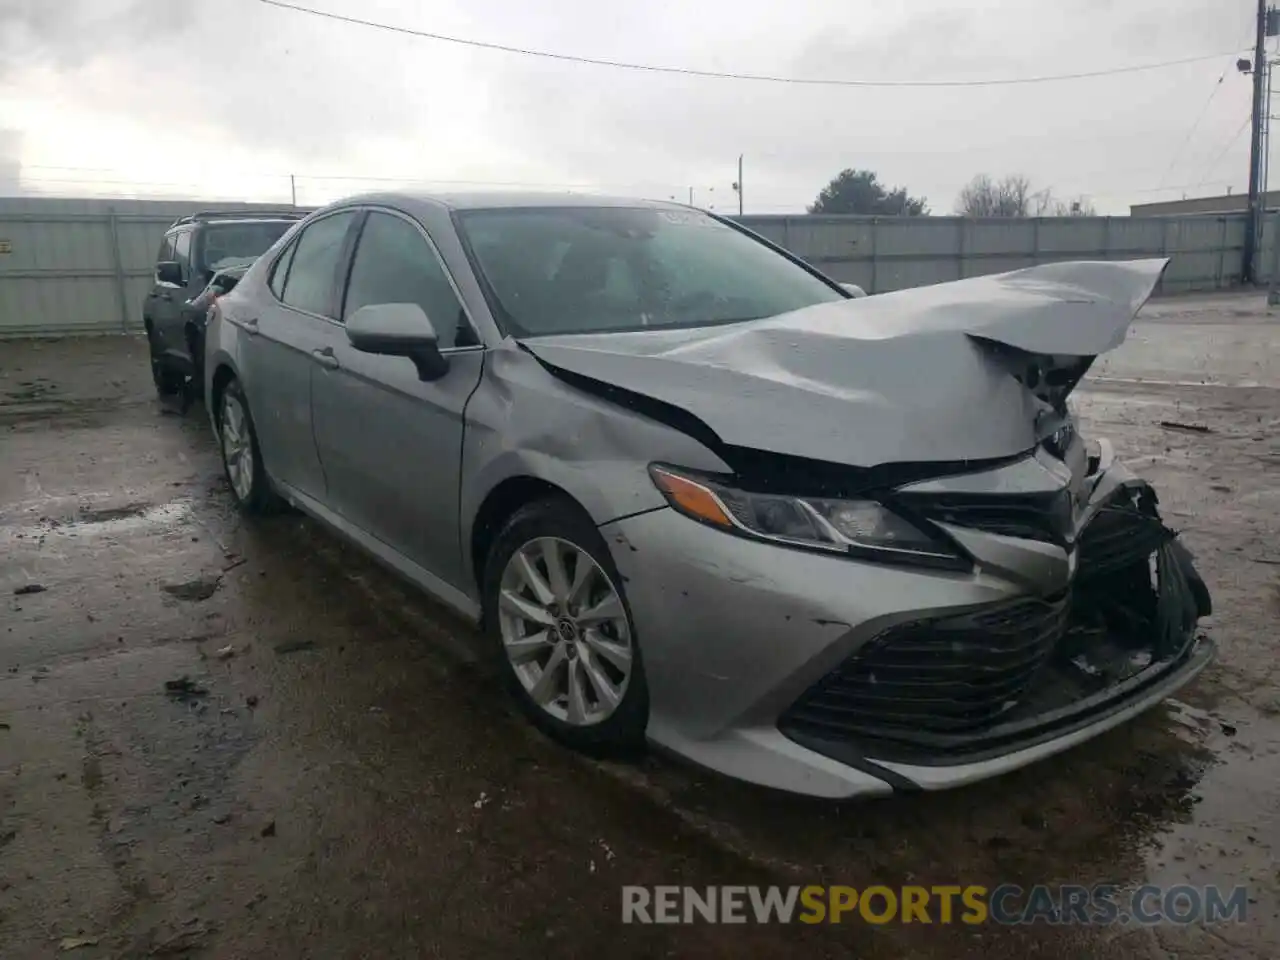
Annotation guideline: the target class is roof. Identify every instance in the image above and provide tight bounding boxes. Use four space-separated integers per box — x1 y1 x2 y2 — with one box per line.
168 209 306 229
327 190 686 213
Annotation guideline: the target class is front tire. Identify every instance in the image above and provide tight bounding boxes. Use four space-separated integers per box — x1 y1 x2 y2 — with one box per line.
147 326 184 396
482 497 648 754
217 378 280 515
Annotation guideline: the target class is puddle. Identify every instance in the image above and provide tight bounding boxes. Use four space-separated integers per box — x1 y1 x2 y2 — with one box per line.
1144 699 1280 911
0 499 194 545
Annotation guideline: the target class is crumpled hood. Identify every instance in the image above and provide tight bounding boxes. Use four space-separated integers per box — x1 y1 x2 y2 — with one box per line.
521 259 1167 467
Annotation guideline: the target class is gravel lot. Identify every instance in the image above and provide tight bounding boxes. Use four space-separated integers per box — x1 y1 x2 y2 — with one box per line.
1 291 1278 958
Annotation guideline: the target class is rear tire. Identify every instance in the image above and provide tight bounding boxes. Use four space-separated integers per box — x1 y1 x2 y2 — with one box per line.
217 378 281 515
481 497 648 755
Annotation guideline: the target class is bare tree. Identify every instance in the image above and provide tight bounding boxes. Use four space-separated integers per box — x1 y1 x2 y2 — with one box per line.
1042 194 1097 217
956 174 1095 217
955 174 1032 217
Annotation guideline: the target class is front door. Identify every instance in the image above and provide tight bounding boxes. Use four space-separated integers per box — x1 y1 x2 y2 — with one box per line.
310 209 484 593
148 228 185 355
244 210 358 502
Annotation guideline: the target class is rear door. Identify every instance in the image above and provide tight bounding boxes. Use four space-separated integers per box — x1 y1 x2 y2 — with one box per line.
244 210 359 502
309 208 485 592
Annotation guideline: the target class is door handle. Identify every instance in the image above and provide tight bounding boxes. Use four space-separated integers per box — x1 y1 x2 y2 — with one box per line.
242 317 260 335
312 347 340 370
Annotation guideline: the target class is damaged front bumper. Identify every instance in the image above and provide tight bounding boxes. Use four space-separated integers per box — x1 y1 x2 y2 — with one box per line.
603 452 1213 799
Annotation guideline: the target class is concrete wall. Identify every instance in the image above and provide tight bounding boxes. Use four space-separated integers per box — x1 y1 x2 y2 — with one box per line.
0 197 1264 337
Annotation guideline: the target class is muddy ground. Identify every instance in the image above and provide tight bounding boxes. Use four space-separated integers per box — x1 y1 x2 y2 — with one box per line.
1 291 1278 959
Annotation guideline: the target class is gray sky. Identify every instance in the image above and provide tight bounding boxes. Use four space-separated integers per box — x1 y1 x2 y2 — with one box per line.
0 0 1261 213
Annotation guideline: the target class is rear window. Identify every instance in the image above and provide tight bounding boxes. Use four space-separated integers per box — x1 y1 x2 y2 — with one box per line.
196 222 293 273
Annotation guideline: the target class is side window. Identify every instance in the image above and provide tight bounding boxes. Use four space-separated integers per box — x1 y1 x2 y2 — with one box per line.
156 233 176 266
343 212 471 349
173 230 192 283
268 239 297 299
280 212 356 317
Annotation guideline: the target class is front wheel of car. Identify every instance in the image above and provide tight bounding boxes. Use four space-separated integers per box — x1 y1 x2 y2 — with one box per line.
482 498 649 755
147 327 184 396
217 378 279 515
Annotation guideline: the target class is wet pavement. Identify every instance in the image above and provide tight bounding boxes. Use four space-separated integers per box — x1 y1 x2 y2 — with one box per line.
2 292 1279 958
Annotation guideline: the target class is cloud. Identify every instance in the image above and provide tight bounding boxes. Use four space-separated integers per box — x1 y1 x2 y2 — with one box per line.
0 0 1256 212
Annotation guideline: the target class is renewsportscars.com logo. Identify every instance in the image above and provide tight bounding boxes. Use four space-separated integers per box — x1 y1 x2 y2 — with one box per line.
621 884 1250 926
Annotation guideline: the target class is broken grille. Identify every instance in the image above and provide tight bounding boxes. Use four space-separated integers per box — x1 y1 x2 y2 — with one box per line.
779 592 1071 739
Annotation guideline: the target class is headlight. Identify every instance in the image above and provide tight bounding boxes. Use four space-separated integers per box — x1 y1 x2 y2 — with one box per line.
648 465 968 569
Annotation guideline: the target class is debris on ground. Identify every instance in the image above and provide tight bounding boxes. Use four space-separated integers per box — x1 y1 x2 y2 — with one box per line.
164 676 208 699
212 812 230 825
1252 556 1280 566
222 556 247 573
1159 420 1214 434
273 639 318 655
214 645 236 660
161 576 222 602
13 584 47 596
260 820 276 838
245 695 259 708
0 721 10 731
58 937 99 951
473 792 491 810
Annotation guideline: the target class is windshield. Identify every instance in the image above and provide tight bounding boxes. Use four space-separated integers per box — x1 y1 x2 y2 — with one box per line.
196 222 293 273
454 206 845 337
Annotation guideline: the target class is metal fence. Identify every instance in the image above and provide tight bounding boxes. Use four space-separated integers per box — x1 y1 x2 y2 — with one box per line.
740 213 1254 294
0 198 310 338
0 196 1266 338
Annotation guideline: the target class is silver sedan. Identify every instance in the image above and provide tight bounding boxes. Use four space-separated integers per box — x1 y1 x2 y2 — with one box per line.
205 193 1212 798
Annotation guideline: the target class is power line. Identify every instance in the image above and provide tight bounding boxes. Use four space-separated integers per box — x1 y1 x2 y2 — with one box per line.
1157 66 1229 188
1196 114 1252 187
259 0 1243 89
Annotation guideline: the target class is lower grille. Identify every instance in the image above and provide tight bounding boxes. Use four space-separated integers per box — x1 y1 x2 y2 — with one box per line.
780 592 1071 739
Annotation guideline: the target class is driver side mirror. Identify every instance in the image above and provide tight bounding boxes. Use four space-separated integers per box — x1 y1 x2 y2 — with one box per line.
156 261 183 286
346 303 449 381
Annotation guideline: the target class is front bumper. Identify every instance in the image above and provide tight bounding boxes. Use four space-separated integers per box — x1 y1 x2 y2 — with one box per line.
603 458 1212 799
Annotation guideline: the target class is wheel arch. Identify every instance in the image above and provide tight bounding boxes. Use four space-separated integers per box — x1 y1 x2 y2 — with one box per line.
209 360 239 431
468 476 593 600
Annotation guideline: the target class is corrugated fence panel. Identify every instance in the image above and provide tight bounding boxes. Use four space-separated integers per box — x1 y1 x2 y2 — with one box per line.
874 218 961 291
0 198 1259 336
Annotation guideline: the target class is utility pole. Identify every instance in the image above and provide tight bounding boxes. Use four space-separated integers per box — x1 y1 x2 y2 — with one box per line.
1246 0 1269 282
688 186 694 206
290 174 297 207
735 154 744 216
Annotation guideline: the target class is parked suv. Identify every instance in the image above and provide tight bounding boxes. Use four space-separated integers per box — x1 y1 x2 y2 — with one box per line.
144 211 302 395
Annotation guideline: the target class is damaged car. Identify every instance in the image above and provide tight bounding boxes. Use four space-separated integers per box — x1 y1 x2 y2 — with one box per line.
204 193 1212 799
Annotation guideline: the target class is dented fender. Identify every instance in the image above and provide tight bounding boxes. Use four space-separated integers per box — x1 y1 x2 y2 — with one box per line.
459 341 732 580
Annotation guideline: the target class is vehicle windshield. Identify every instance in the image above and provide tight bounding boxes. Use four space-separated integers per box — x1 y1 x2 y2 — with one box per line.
196 222 293 273
454 206 845 337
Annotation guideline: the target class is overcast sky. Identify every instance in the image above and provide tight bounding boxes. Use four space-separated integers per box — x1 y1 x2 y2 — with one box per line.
0 0 1262 214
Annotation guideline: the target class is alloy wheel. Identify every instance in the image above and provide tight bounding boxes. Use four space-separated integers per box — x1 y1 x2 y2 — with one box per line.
497 536 633 726
220 393 255 503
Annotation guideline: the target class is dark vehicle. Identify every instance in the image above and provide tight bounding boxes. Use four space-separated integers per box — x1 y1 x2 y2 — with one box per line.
144 211 301 396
